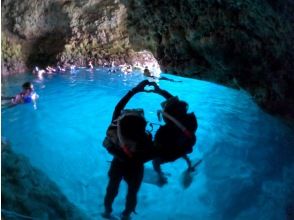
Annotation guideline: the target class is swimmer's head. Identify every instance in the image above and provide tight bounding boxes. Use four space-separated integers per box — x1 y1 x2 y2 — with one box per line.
160 96 188 122
22 82 34 91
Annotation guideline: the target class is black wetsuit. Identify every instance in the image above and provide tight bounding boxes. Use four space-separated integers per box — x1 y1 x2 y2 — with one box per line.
104 89 153 216
152 88 197 173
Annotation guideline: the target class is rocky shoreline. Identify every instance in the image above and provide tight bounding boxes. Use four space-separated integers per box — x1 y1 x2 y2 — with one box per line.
1 0 294 120
1 141 87 219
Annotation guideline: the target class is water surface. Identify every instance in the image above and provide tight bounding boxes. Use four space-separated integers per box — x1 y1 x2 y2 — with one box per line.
2 68 294 220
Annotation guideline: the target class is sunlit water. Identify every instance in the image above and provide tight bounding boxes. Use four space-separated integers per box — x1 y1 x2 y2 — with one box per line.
2 68 294 220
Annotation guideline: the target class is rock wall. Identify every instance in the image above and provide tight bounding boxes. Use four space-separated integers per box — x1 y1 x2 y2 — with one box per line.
123 0 294 119
1 0 294 119
1 141 88 219
1 0 133 70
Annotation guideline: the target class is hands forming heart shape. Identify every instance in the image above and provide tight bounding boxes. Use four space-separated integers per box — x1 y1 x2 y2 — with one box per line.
144 84 156 93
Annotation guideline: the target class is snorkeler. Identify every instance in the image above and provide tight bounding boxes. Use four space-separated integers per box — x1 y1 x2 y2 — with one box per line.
33 66 46 79
143 66 152 77
149 82 197 184
121 65 133 74
87 60 94 69
11 82 39 106
45 65 57 74
102 80 155 220
143 66 182 82
57 64 66 72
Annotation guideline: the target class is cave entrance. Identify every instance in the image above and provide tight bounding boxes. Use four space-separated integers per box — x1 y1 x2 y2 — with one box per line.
26 31 67 68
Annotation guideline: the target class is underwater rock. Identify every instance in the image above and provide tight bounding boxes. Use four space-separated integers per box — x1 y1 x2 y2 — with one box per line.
1 0 293 120
1 141 88 219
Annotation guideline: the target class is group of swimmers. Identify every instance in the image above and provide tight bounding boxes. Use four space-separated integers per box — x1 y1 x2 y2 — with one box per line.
32 64 68 79
102 61 133 74
31 58 165 81
32 60 135 78
3 59 180 110
2 63 189 220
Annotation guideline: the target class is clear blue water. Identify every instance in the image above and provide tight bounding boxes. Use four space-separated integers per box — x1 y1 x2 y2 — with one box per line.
2 68 294 220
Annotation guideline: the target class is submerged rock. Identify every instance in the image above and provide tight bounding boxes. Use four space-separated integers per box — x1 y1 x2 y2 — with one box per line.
1 141 88 219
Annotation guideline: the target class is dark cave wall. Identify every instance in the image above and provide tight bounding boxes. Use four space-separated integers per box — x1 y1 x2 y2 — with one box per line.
123 0 294 118
1 142 87 219
1 0 72 70
1 0 294 119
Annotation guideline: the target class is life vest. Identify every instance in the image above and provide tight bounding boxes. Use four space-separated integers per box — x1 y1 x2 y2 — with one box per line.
22 91 38 104
155 97 198 159
103 108 151 158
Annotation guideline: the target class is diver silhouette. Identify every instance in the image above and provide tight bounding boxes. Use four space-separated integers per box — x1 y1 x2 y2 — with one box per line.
149 82 198 184
102 80 155 220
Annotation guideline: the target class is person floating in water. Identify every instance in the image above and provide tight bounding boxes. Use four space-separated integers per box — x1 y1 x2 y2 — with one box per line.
143 66 182 82
149 82 197 184
2 82 39 108
102 80 155 220
32 66 46 79
143 66 152 77
12 82 39 106
87 60 94 69
57 64 66 72
121 64 132 74
45 65 56 74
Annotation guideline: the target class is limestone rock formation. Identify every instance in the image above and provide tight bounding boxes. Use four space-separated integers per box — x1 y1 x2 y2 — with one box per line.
1 141 87 219
123 0 294 119
1 0 293 119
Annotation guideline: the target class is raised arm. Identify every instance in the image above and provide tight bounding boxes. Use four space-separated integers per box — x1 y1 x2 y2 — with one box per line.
111 80 151 121
149 82 173 100
111 90 135 121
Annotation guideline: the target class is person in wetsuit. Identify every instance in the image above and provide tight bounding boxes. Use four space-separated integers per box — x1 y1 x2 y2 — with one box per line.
102 80 155 220
150 82 198 184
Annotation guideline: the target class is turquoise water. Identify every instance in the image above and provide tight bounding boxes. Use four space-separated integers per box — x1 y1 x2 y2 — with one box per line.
2 68 294 220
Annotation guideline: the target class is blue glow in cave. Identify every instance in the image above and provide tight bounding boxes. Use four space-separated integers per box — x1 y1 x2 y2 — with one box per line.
2 68 294 220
